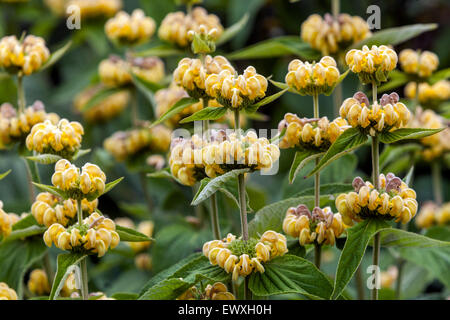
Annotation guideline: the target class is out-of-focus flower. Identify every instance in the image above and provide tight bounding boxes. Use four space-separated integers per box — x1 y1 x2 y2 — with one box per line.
408 108 449 162
0 35 50 75
283 205 345 246
104 125 171 162
74 85 130 123
27 269 51 296
135 253 152 271
159 7 223 48
51 160 107 199
173 55 235 99
105 9 155 46
0 282 17 300
205 66 267 109
31 192 98 227
26 119 84 159
415 202 450 229
0 201 19 239
44 212 119 257
340 92 410 136
0 101 59 149
63 0 121 19
399 49 439 78
380 266 398 289
345 45 397 85
405 80 450 107
301 13 371 55
203 231 287 281
146 154 165 171
336 173 418 225
285 56 340 96
278 113 349 150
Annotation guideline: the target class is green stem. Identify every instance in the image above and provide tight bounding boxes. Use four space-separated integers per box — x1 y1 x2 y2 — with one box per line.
210 193 221 240
372 81 377 105
355 265 365 300
395 258 405 299
238 174 248 241
17 74 26 113
332 0 340 18
23 158 40 203
431 162 443 205
243 277 252 300
371 135 380 189
313 94 320 208
43 252 54 285
314 243 322 269
332 82 343 118
77 199 89 300
372 232 381 300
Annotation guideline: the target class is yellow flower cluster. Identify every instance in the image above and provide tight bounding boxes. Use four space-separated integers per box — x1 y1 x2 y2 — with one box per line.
27 268 77 297
51 160 107 199
31 192 98 227
169 130 280 186
74 85 130 123
283 205 345 246
158 7 223 47
340 92 410 135
25 119 84 158
408 108 449 161
345 45 397 84
203 231 288 281
178 282 235 300
277 113 349 150
0 201 19 239
0 101 59 148
405 80 450 106
301 13 371 55
44 212 119 257
173 55 235 99
0 35 50 75
66 0 121 19
205 66 268 109
104 125 171 161
399 49 439 78
105 9 156 45
336 173 418 225
0 282 17 300
285 56 340 96
99 55 165 87
415 202 450 229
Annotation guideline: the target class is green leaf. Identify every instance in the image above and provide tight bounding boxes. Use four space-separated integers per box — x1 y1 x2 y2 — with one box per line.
331 219 391 299
0 238 47 298
116 225 152 242
5 225 46 242
72 149 91 161
0 169 11 180
380 229 450 248
289 150 324 184
191 169 250 205
307 128 368 177
249 255 333 299
379 128 444 144
293 183 353 197
191 33 212 54
103 177 124 195
378 70 410 93
140 278 191 300
350 24 438 49
26 154 62 164
246 88 288 113
110 292 139 300
49 253 87 300
131 73 164 105
80 87 126 112
12 214 39 231
429 67 450 84
32 182 67 199
39 41 72 72
216 13 249 46
425 226 450 242
324 69 350 96
228 36 320 60
179 106 228 124
147 168 175 179
380 144 421 170
270 79 303 96
151 97 199 127
135 44 184 57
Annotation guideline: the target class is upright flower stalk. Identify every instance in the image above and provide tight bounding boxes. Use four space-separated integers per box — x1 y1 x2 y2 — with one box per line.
77 199 89 300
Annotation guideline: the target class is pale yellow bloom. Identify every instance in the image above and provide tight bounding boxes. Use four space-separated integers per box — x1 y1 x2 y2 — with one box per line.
405 80 450 106
0 201 19 239
0 282 17 300
399 49 439 78
105 9 155 45
380 266 398 289
65 0 121 19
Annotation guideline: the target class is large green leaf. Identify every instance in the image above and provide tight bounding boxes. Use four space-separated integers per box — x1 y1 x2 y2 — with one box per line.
179 106 228 123
26 154 62 165
331 219 391 299
245 88 288 113
380 229 450 248
116 225 153 242
289 150 324 184
0 169 11 180
350 24 438 49
249 255 333 299
380 144 421 170
216 13 249 46
39 41 72 72
227 36 320 60
140 278 191 300
379 128 444 144
49 253 87 300
191 169 250 206
5 225 46 242
151 97 199 127
0 238 47 298
307 128 368 177
12 214 39 230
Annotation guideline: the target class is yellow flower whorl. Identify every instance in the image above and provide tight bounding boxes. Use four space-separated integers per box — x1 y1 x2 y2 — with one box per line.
335 173 418 225
415 202 450 229
278 113 349 150
0 201 19 239
105 9 156 45
0 35 50 75
202 231 287 281
43 212 120 257
0 282 17 300
285 56 340 95
283 205 345 246
399 49 439 78
405 80 450 107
